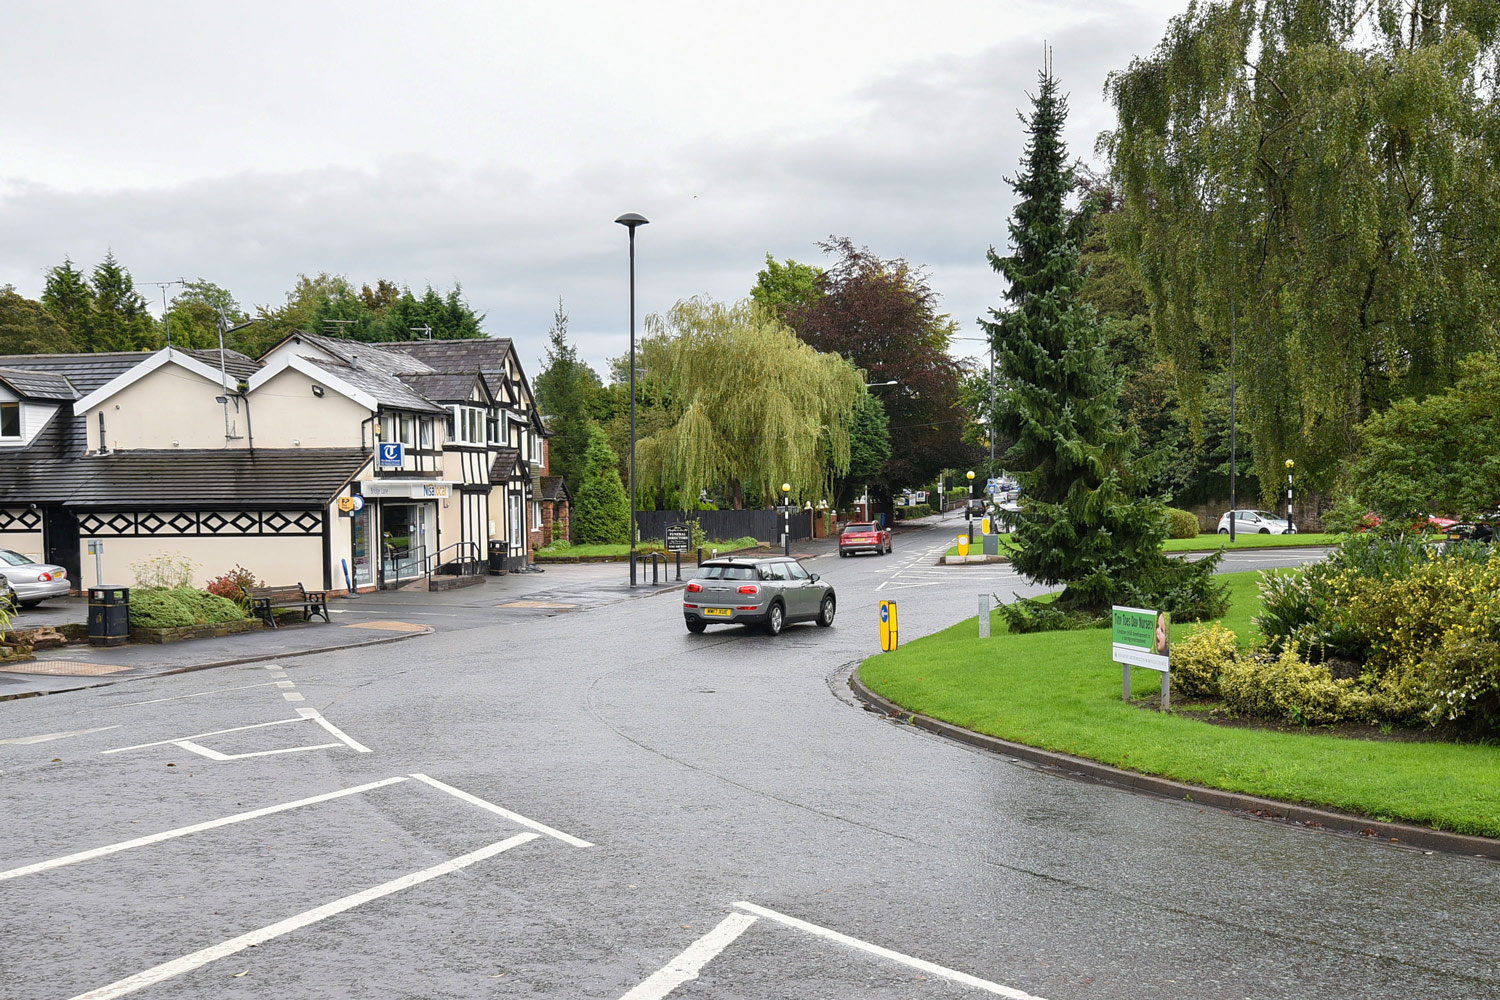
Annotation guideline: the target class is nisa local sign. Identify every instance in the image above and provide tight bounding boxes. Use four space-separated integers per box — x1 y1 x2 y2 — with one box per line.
360 479 451 500
1111 605 1170 671
378 442 405 468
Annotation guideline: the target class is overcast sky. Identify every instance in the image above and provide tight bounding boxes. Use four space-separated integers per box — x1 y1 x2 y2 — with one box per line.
0 0 1185 378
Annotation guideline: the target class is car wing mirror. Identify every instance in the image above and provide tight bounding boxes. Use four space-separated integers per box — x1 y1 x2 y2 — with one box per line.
809 573 819 583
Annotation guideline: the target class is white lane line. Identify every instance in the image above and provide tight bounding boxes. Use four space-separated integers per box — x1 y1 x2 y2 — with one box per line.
112 683 283 708
0 726 119 746
299 707 371 753
618 913 759 1000
102 717 305 753
0 777 408 882
275 681 295 688
67 832 539 1000
283 692 305 702
733 901 1047 999
409 773 593 847
174 739 344 761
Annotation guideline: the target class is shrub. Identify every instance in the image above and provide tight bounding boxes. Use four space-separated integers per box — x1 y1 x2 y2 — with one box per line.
1165 507 1200 539
205 565 261 606
131 553 197 590
894 504 934 520
1424 632 1500 734
1171 622 1239 699
1143 551 1230 622
128 587 248 629
997 596 1109 633
1220 648 1375 726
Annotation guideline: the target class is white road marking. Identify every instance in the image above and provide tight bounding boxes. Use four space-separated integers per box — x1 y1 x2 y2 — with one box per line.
0 777 408 882
111 683 283 707
0 726 119 746
66 832 539 1000
410 773 593 847
733 901 1048 999
618 913 759 1000
275 680 295 688
300 707 371 753
173 739 343 761
283 692 305 702
102 717 307 753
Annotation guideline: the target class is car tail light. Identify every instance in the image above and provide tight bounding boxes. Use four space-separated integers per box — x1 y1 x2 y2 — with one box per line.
38 572 52 582
737 584 759 595
686 583 702 592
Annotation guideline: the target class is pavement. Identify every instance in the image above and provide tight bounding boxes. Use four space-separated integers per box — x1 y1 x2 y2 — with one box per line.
0 557 708 701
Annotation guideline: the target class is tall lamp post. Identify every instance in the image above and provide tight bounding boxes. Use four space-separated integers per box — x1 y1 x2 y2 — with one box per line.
616 212 649 585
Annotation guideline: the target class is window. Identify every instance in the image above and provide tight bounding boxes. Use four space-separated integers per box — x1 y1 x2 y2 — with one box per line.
448 405 484 446
532 501 543 530
786 562 810 581
0 401 18 439
487 409 502 445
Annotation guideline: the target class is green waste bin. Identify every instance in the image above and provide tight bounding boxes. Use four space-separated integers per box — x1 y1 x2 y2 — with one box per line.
88 586 130 646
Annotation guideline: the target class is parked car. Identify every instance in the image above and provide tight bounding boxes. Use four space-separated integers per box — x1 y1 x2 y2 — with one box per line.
0 549 70 607
0 572 16 611
682 555 836 635
839 521 891 557
1216 510 1295 535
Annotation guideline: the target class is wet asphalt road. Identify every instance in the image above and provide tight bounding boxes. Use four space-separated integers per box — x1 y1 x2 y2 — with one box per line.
2 516 1497 999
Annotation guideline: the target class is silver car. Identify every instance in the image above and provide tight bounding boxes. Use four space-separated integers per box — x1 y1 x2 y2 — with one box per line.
0 549 70 607
1216 510 1295 535
682 555 836 635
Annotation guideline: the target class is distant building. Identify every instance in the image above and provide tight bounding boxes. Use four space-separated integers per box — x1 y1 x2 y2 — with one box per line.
0 332 558 591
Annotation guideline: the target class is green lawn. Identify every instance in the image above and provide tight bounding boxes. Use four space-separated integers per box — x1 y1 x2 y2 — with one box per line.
943 532 1342 558
858 571 1500 837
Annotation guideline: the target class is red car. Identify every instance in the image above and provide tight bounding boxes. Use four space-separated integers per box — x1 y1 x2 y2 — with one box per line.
839 521 891 557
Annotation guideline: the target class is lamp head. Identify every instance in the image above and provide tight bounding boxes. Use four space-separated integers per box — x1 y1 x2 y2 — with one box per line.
781 483 791 494
1285 459 1295 470
615 212 649 232
966 471 975 481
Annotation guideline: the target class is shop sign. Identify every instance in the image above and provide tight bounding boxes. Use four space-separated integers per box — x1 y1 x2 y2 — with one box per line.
378 442 405 468
360 480 452 500
336 494 366 517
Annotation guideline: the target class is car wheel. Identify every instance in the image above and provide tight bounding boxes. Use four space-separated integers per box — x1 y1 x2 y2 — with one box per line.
1218 528 1229 535
764 602 785 636
1259 527 1270 534
19 600 41 609
839 549 848 557
817 594 836 628
686 620 707 634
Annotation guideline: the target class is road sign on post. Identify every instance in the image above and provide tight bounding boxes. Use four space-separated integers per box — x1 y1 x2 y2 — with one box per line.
879 600 899 651
664 523 691 553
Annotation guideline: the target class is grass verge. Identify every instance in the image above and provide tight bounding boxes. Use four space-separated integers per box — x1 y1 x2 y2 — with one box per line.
535 536 762 560
857 571 1500 837
942 533 1343 558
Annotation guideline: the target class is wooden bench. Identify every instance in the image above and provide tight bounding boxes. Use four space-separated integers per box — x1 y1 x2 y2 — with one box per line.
241 583 330 629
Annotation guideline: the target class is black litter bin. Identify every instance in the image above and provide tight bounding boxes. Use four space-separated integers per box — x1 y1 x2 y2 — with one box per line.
88 586 130 646
487 541 507 575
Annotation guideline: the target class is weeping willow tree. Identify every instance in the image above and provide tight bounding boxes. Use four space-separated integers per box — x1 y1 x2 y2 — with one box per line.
1104 0 1500 493
635 297 866 508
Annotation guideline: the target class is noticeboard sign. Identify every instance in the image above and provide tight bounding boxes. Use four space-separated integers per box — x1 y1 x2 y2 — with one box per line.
1112 605 1170 672
378 442 405 468
664 523 691 553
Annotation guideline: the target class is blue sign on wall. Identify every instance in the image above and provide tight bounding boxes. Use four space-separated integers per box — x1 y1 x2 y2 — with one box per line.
378 442 405 468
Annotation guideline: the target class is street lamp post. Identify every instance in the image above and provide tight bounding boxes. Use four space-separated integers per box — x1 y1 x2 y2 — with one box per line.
616 212 649 586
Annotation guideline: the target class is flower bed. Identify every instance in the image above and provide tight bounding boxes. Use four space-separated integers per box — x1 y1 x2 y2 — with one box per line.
129 618 263 644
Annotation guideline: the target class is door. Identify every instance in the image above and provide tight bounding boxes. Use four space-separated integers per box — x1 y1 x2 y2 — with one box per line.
783 560 820 618
43 506 80 587
380 503 431 583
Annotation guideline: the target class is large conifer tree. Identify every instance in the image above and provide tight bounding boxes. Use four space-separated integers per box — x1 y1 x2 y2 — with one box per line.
985 66 1216 616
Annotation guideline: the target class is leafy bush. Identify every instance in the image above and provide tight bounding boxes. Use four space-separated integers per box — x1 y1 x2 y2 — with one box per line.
205 565 261 606
894 504 934 520
1220 648 1375 726
129 587 248 629
1142 551 1230 622
130 553 197 590
1165 507 1200 539
1171 622 1239 699
1424 632 1500 734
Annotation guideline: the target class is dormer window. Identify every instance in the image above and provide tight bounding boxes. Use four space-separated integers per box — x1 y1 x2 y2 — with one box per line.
449 405 483 446
0 401 19 440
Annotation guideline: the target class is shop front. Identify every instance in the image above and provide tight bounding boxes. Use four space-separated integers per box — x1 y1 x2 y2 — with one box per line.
359 479 452 588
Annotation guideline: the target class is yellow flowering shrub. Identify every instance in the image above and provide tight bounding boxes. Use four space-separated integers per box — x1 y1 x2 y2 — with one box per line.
1220 647 1377 726
1171 622 1239 699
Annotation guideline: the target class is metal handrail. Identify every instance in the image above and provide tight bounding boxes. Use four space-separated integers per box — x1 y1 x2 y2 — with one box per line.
380 542 426 590
425 541 484 581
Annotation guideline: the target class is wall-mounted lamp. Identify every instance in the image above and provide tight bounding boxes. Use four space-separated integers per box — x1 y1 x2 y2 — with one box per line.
311 385 324 398
215 396 227 404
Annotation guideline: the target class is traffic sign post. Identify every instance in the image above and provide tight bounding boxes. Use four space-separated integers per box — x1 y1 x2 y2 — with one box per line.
879 600 899 652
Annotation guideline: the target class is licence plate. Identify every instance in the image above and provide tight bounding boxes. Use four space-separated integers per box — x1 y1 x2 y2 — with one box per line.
703 608 732 617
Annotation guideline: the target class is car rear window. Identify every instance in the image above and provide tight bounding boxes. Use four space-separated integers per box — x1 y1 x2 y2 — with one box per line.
845 523 875 532
698 564 756 580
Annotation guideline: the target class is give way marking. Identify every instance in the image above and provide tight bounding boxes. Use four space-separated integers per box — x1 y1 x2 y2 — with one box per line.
99 706 370 760
620 901 1047 1000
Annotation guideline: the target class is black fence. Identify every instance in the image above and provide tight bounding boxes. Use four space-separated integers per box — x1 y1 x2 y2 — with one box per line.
635 508 814 545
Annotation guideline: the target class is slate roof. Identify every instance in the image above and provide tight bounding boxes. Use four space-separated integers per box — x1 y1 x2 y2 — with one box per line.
377 338 512 373
180 348 261 381
0 448 370 508
286 332 434 375
0 352 155 396
0 367 78 401
396 372 486 404
539 475 571 503
489 447 521 481
309 360 447 414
